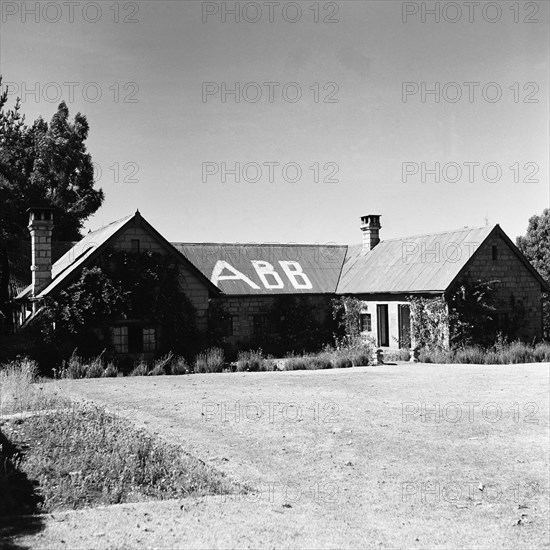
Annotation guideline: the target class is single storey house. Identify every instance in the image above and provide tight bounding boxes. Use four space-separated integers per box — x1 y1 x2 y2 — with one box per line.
11 208 548 357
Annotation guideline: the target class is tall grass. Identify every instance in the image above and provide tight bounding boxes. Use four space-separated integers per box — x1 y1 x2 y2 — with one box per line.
0 357 70 415
420 341 550 364
1 403 237 512
195 347 225 373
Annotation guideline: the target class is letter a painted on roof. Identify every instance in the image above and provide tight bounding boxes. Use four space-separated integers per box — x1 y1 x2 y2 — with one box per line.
211 260 261 290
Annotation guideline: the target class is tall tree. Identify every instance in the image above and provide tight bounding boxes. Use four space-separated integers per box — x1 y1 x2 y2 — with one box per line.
0 76 104 333
516 209 550 338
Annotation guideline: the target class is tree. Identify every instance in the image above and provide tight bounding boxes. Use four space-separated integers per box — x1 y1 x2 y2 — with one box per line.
517 209 550 338
0 76 104 332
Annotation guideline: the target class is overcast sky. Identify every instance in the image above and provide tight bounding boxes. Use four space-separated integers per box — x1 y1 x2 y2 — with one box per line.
1 0 548 244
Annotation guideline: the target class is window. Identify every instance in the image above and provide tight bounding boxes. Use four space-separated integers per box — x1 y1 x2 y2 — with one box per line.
492 244 498 261
131 239 140 253
143 328 157 352
360 313 372 332
113 326 156 353
112 326 128 353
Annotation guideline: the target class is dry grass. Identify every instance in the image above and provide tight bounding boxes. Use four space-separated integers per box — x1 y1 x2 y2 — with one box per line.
0 358 70 415
421 341 550 364
195 348 225 373
1 403 238 514
50 363 549 549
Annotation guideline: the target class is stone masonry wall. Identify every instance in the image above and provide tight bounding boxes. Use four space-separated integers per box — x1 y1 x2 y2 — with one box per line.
459 232 544 340
112 223 210 330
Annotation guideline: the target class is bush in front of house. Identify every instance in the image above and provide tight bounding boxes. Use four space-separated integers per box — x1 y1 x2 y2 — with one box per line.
102 362 119 377
149 352 174 375
284 356 308 371
332 356 353 369
195 347 225 373
170 356 191 375
130 358 149 376
236 349 264 372
418 339 550 364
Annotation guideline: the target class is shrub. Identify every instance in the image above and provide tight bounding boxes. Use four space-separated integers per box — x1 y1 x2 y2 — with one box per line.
206 348 225 372
332 356 353 369
149 364 167 376
534 342 550 362
195 348 225 373
284 356 308 371
170 356 191 375
130 359 149 376
0 357 39 413
236 350 264 372
85 355 105 378
300 356 330 370
194 352 207 373
262 358 278 371
351 349 371 366
62 351 88 379
102 363 119 377
149 352 174 375
454 346 486 364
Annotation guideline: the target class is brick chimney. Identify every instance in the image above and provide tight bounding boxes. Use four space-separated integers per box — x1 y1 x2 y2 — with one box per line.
360 214 381 250
27 207 55 297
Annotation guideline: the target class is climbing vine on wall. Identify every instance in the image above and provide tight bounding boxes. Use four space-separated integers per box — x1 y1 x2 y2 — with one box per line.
408 296 450 351
43 249 199 358
447 278 499 346
332 296 365 347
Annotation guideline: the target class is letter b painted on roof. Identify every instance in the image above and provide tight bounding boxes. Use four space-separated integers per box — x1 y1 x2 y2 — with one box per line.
252 261 284 289
279 261 313 290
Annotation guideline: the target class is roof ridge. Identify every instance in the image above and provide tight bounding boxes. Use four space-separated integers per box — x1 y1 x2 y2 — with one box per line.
85 214 134 236
376 224 494 244
173 242 348 248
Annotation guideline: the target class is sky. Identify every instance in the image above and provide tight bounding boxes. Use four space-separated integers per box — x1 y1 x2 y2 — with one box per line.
1 0 548 245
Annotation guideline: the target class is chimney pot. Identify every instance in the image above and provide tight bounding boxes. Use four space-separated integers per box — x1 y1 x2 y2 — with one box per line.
360 214 381 250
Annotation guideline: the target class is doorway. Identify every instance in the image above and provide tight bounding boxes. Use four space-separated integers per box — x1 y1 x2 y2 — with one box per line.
398 304 411 348
376 304 389 347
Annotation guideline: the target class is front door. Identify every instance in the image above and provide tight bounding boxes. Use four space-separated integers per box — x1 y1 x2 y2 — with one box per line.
377 304 389 347
398 304 411 348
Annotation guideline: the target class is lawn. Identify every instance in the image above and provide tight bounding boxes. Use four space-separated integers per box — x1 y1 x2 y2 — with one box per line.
6 362 550 549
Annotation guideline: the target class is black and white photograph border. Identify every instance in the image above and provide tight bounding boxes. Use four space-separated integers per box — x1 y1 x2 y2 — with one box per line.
0 1 549 549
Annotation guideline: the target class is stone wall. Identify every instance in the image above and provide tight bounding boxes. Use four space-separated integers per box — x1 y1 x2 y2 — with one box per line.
458 232 544 340
218 294 334 352
112 222 210 330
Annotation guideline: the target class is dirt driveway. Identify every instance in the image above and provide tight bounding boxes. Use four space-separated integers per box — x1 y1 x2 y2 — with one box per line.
11 363 550 549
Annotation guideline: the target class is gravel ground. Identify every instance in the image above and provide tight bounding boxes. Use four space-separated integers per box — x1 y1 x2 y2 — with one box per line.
5 362 550 550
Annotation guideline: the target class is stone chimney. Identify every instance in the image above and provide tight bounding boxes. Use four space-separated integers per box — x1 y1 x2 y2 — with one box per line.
28 207 55 297
360 214 381 250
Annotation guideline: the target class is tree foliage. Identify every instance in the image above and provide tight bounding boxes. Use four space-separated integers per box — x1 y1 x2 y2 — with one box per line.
517 209 550 338
0 76 104 332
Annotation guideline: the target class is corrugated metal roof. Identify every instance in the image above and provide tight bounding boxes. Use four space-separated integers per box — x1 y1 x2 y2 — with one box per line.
336 226 495 294
173 243 347 295
15 214 503 302
17 215 134 299
7 241 74 297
